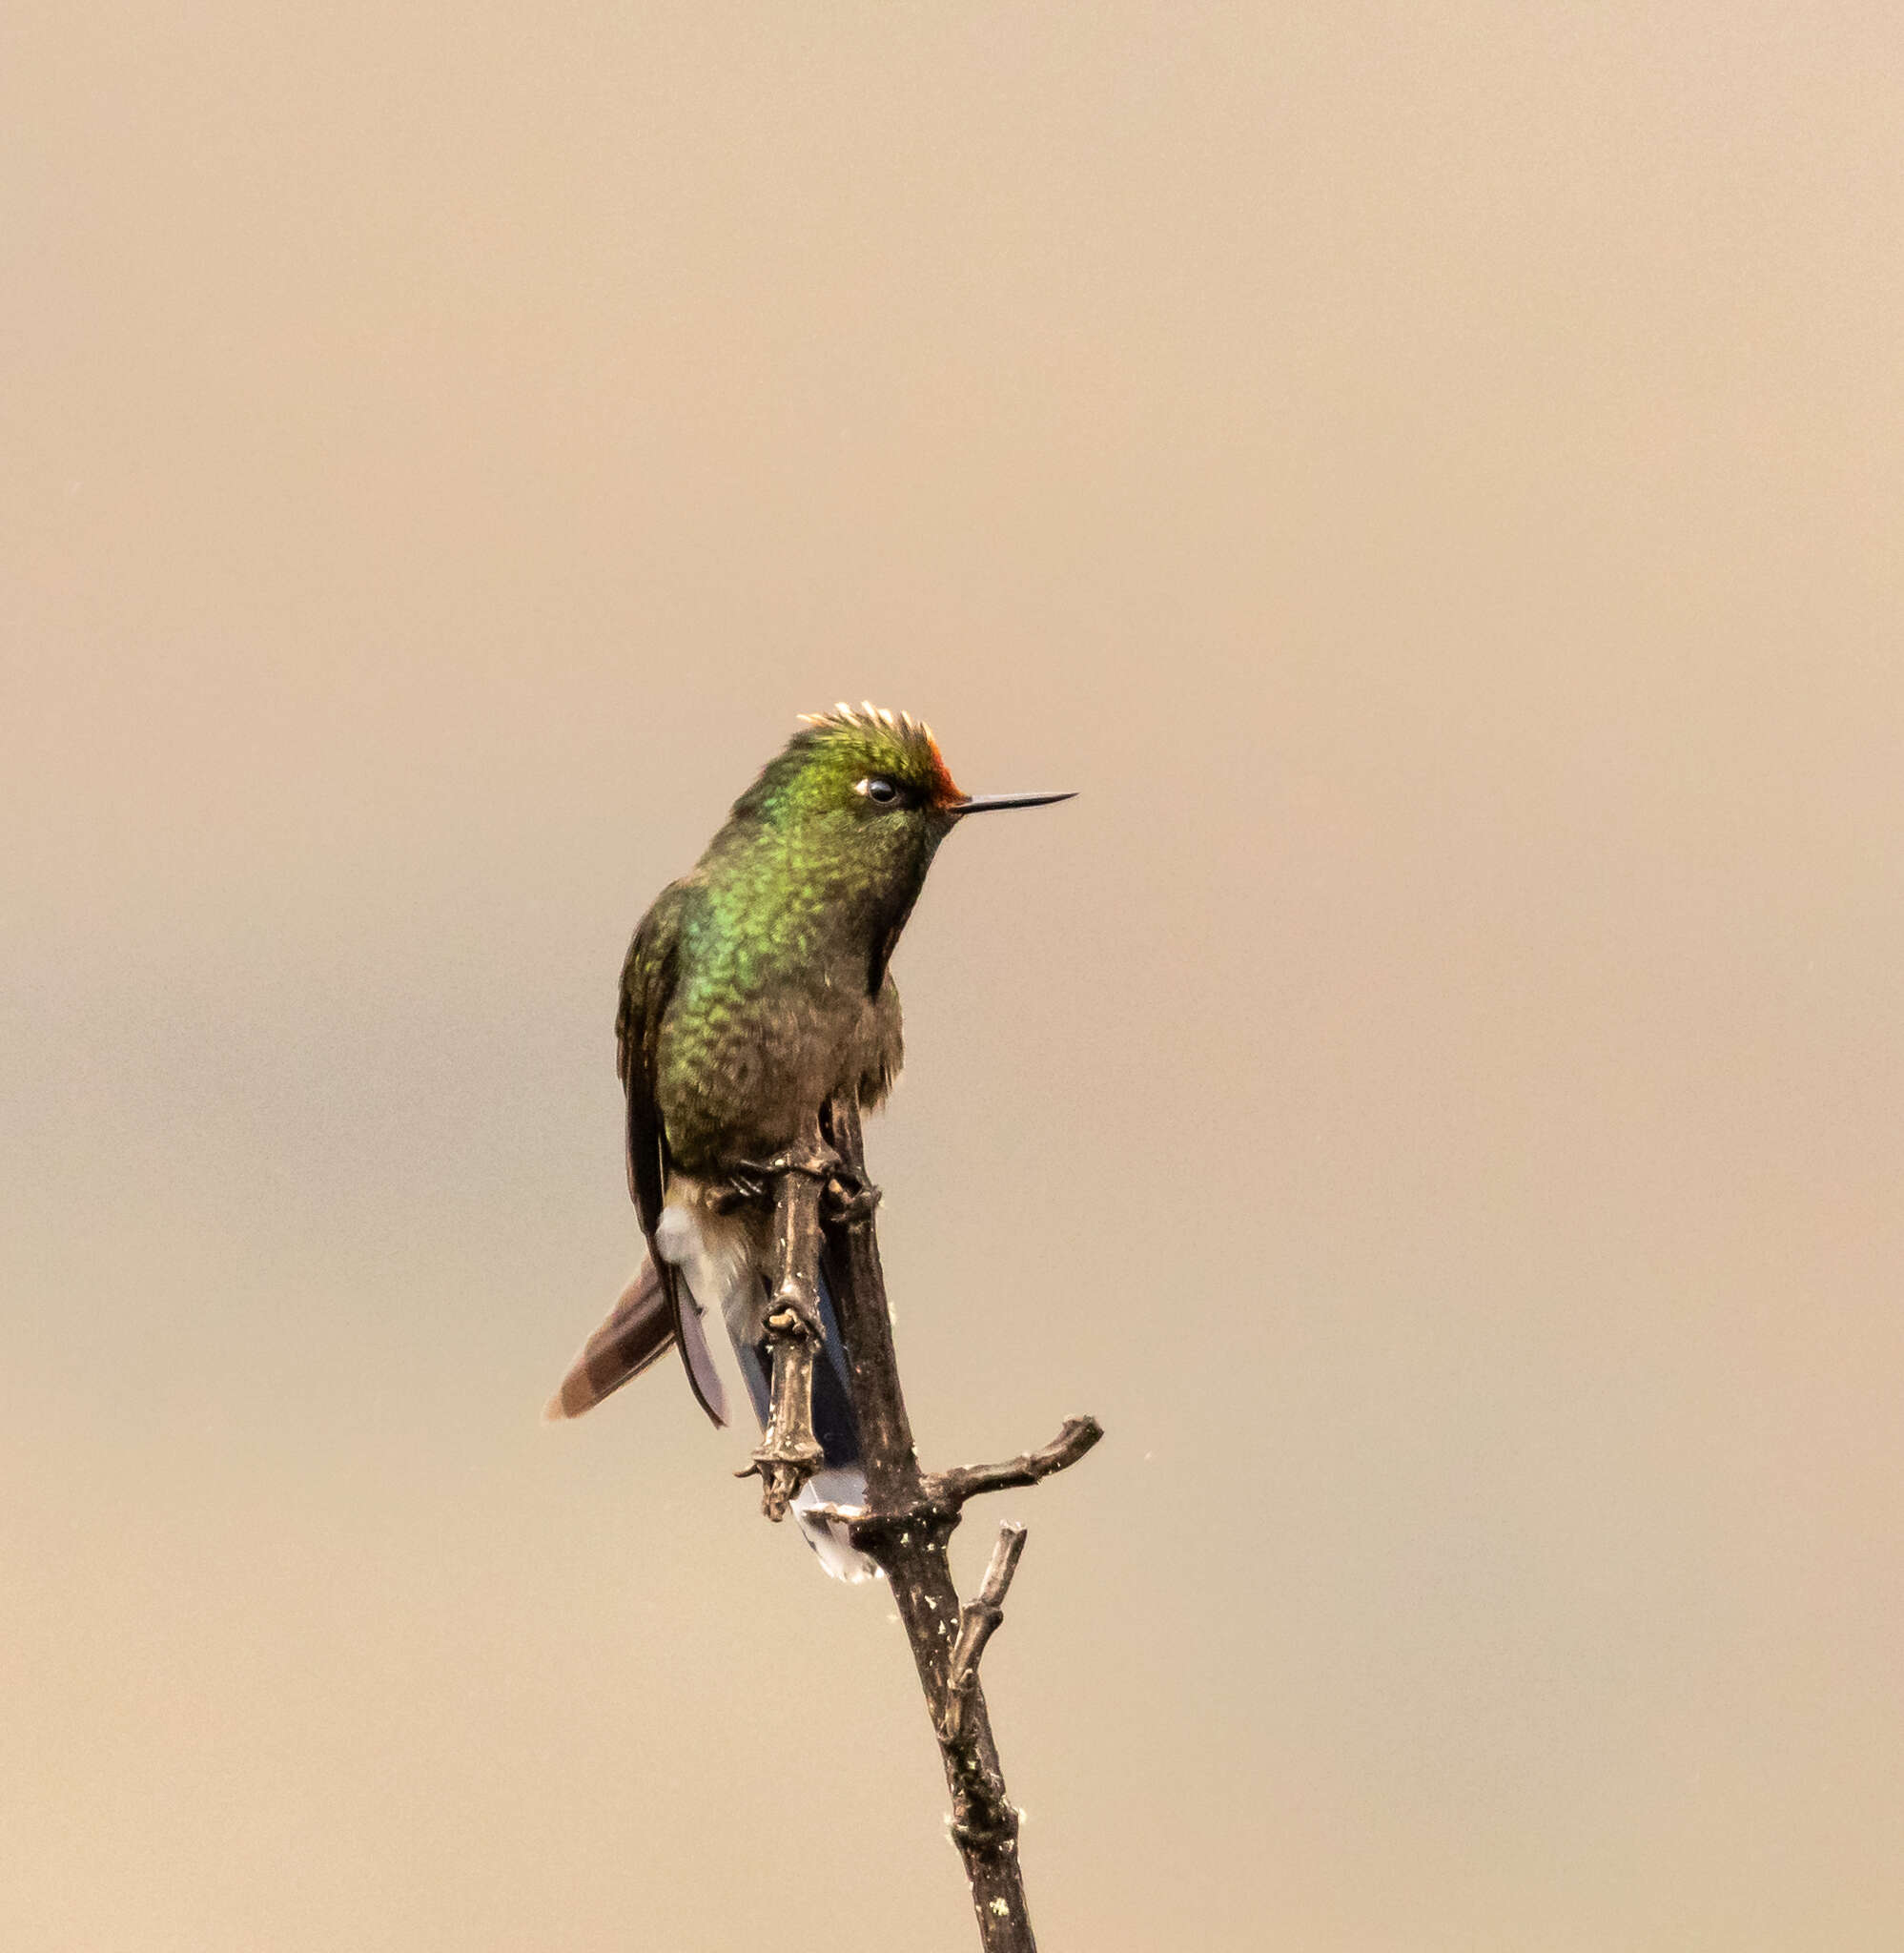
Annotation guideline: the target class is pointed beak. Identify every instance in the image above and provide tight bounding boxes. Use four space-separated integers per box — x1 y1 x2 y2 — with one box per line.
949 790 1077 817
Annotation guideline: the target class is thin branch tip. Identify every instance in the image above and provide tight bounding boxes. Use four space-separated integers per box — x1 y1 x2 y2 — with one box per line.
940 1523 1032 1744
928 1413 1106 1508
980 1522 1030 1607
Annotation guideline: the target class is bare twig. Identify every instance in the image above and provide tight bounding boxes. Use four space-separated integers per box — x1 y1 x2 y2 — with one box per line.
941 1523 1028 1743
804 1416 1103 1530
761 1088 1103 1953
742 1118 832 1519
930 1417 1106 1509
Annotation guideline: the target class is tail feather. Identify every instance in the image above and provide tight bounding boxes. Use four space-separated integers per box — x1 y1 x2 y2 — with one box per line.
795 1466 875 1583
544 1257 677 1422
546 1226 876 1583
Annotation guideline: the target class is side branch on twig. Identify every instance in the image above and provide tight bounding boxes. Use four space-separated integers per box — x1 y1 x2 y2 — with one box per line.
929 1416 1105 1509
941 1523 1027 1744
803 1415 1104 1532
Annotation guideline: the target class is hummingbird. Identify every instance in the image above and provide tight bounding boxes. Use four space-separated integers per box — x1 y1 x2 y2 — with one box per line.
547 703 1074 1578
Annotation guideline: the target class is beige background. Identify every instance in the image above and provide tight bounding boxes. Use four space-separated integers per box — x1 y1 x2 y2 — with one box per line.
5 6 1900 1949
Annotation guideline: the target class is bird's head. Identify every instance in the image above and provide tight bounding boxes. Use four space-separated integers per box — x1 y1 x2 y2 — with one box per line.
728 701 1073 903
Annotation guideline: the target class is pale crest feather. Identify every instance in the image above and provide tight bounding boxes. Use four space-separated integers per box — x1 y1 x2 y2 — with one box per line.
795 701 937 748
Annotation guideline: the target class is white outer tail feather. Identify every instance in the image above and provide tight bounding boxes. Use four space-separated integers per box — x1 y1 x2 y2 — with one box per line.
795 1467 878 1584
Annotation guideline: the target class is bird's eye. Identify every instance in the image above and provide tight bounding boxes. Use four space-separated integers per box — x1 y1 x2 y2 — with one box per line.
860 776 900 805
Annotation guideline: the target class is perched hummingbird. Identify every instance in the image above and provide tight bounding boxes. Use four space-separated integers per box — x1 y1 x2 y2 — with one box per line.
547 703 1074 1578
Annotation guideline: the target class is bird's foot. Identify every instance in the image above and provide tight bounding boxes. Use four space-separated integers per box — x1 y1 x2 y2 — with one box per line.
738 1435 826 1521
742 1285 828 1522
713 1141 841 1213
822 1162 882 1224
766 1297 824 1342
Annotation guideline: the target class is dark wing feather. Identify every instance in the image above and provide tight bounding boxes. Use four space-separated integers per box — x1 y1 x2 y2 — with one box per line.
618 883 725 1427
617 888 677 1237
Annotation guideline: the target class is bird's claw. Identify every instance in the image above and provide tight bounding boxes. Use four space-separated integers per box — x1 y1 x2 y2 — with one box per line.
766 1298 824 1342
739 1440 825 1521
823 1165 882 1223
714 1143 842 1212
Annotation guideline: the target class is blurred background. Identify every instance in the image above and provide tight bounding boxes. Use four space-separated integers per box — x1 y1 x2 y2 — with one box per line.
4 6 1900 1949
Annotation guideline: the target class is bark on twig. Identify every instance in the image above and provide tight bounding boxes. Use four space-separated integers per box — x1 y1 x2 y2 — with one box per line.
744 1118 831 1518
759 1089 1102 1953
941 1524 1027 1744
930 1419 1106 1509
